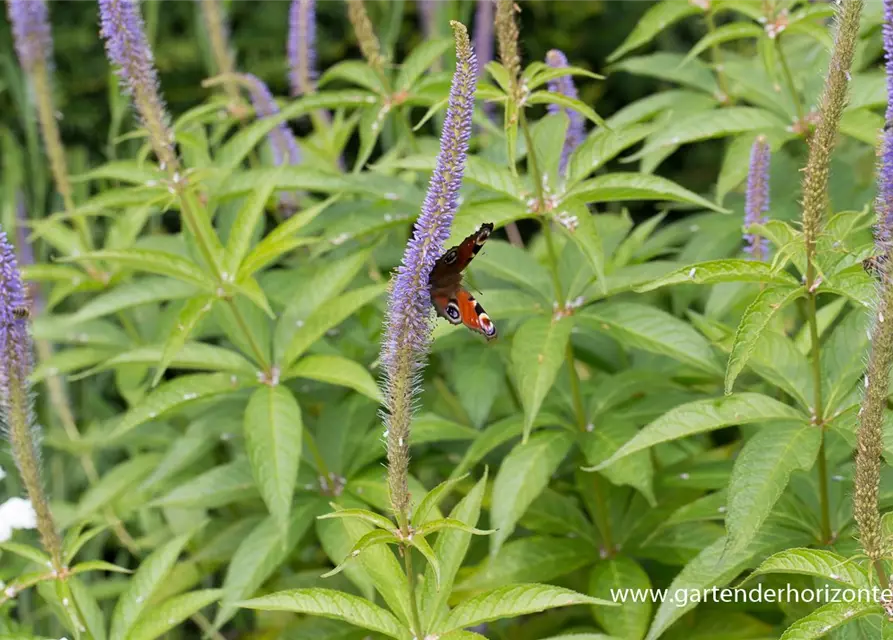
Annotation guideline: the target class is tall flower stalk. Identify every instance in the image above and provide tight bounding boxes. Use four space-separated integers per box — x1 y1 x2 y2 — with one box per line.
855 0 893 585
495 0 521 100
0 227 62 573
546 49 585 175
198 0 243 114
99 0 179 172
6 0 90 250
381 21 477 530
743 136 771 260
380 23 476 638
347 0 387 87
474 0 494 77
798 0 863 544
288 0 317 96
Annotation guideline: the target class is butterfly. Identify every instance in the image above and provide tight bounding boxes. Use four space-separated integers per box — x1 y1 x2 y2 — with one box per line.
429 222 497 340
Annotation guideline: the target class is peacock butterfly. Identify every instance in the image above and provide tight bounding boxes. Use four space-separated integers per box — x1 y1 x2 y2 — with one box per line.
429 222 497 340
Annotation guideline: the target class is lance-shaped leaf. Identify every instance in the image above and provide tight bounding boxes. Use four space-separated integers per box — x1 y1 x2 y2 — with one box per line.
725 286 805 394
512 316 574 441
412 474 470 527
318 507 396 532
778 601 881 640
436 584 615 634
410 535 441 590
151 295 216 386
723 423 821 561
565 173 726 213
744 548 871 589
224 169 282 274
322 529 400 578
238 588 409 639
62 249 210 288
590 394 804 470
286 354 382 402
635 259 799 292
416 518 494 537
608 0 701 62
128 589 222 640
244 385 304 537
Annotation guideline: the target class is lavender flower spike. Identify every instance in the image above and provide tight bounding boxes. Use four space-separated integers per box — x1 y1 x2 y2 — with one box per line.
743 136 771 260
382 21 477 526
546 49 585 174
0 227 62 571
876 0 893 254
473 0 494 76
99 0 178 172
288 0 317 96
7 0 52 72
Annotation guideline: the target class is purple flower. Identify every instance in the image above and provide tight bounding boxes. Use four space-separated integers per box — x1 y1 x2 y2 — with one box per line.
473 0 494 76
0 228 31 407
744 136 771 259
288 0 317 96
876 0 893 253
419 0 437 41
241 73 302 168
546 49 585 174
98 0 177 170
6 0 52 72
381 21 477 522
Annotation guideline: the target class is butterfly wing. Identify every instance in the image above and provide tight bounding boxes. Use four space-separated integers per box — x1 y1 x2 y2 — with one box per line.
454 288 497 340
428 223 494 292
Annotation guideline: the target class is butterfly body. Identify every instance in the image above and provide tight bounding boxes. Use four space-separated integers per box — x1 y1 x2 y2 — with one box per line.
429 223 497 340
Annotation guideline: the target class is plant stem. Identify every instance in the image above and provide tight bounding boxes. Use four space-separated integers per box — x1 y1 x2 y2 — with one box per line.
303 430 331 482
806 264 832 543
776 39 805 124
403 545 424 639
705 9 731 101
520 108 616 555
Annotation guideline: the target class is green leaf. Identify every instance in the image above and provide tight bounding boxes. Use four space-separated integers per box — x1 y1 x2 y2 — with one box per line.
318 508 395 531
70 560 132 576
396 37 453 91
282 284 386 367
238 196 335 277
62 249 210 288
527 91 607 129
244 385 304 536
558 200 605 292
579 302 722 375
152 458 257 509
725 286 806 394
778 601 881 640
319 60 386 93
512 316 574 441
239 588 408 639
457 537 596 594
0 542 49 566
286 354 382 402
589 556 652 640
821 308 871 413
565 173 726 213
723 423 821 560
746 548 871 588
413 474 469 528
591 394 804 470
110 373 247 440
128 589 222 640
410 535 441 590
92 342 254 378
635 259 798 292
581 421 654 504
322 529 400 578
680 23 763 67
490 431 574 555
110 533 192 640
607 0 701 62
421 472 488 632
629 107 787 160
224 169 281 274
415 517 493 537
151 295 216 386
612 53 718 94
437 584 615 634
566 123 656 187
216 498 324 626
71 454 160 524
67 278 198 323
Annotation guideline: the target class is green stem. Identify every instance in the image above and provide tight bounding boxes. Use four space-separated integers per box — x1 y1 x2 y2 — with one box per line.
403 544 424 638
806 263 832 543
521 109 616 555
226 299 269 369
303 430 331 484
776 38 805 124
874 559 889 589
705 10 731 101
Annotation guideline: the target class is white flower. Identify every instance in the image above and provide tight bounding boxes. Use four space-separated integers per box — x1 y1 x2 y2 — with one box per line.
0 519 11 544
0 497 38 530
0 465 5 481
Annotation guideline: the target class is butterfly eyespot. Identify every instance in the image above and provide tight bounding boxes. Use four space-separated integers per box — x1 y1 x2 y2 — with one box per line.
442 249 458 264
446 302 461 321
